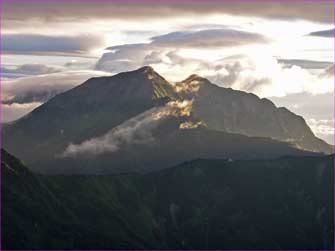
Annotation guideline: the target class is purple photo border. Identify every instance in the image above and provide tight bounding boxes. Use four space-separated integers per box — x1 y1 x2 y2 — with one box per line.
0 0 333 250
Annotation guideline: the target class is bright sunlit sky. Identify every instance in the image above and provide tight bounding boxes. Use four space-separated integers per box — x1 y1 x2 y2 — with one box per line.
1 1 334 143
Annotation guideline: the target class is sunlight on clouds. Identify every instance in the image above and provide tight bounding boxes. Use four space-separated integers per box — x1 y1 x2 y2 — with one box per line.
249 19 331 39
306 119 334 145
307 119 334 136
270 36 334 62
96 41 333 99
228 53 334 97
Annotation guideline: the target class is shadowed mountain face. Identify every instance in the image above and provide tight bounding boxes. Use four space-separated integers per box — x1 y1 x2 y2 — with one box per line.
2 149 333 250
177 74 332 153
2 66 331 174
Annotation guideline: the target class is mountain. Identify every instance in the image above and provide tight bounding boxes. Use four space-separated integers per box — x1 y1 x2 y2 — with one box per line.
1 149 75 249
2 149 333 249
3 67 175 159
3 67 176 173
2 66 331 174
177 74 332 153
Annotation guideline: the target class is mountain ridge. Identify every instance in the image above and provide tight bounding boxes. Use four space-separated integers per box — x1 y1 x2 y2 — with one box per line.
174 72 332 153
2 149 333 249
2 66 332 174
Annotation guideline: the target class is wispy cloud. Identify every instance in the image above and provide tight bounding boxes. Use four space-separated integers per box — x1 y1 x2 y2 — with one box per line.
308 29 334 38
2 70 107 105
2 70 109 122
1 64 61 78
278 59 332 69
2 34 103 56
61 100 193 157
150 29 268 48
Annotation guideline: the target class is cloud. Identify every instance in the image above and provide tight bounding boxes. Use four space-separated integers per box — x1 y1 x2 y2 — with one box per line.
3 70 108 105
3 2 333 25
2 34 103 56
61 107 161 157
179 121 206 129
308 119 334 135
269 92 334 144
61 108 158 157
150 29 268 48
2 70 109 122
319 64 334 78
174 77 202 93
96 28 268 73
96 46 201 79
211 56 334 97
2 102 42 123
269 92 334 123
277 59 333 69
96 43 150 73
1 64 61 78
306 119 334 145
97 40 334 98
179 54 334 98
64 60 94 69
308 29 334 37
61 100 193 157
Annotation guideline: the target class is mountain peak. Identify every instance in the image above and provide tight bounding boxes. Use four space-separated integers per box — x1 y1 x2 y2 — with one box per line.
130 66 167 83
124 66 177 100
136 65 155 75
183 74 207 82
173 74 209 94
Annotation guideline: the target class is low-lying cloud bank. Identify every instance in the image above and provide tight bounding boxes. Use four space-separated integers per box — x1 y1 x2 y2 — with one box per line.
2 102 42 123
277 59 332 70
2 70 108 105
2 70 109 122
2 64 62 78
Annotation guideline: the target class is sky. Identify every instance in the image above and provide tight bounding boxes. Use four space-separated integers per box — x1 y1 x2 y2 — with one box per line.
1 1 334 144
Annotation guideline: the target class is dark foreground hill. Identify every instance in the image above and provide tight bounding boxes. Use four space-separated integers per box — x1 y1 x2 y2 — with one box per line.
2 149 333 250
